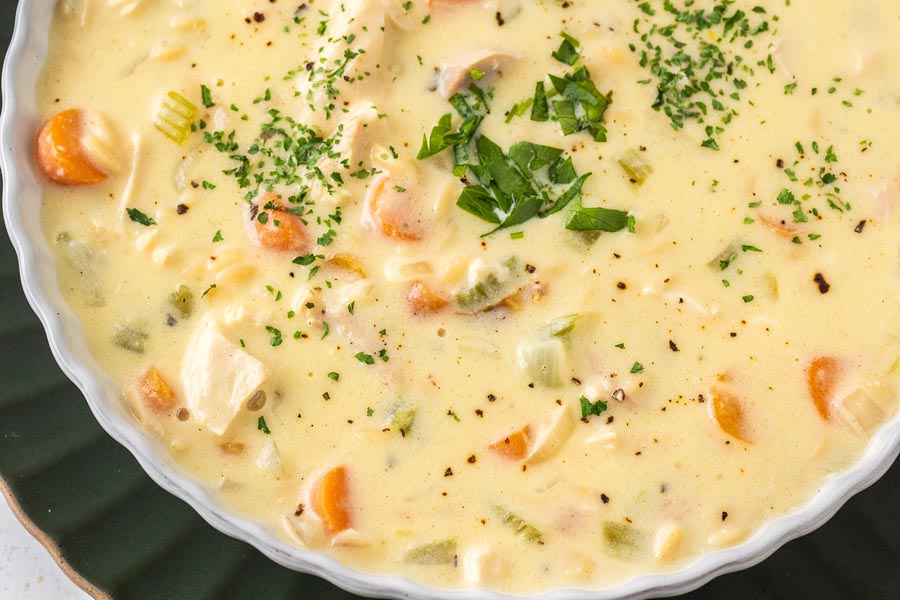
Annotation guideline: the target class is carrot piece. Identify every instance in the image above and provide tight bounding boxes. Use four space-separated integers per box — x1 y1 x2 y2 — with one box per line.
807 356 841 420
311 466 352 535
364 177 424 241
137 366 177 412
248 193 311 253
36 109 108 185
407 281 447 315
709 388 750 442
489 426 532 461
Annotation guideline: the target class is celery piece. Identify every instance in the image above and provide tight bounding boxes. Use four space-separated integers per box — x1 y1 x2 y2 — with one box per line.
542 314 580 338
113 323 148 354
494 506 543 543
618 150 653 185
55 232 104 307
168 285 195 319
404 539 458 565
155 91 198 144
516 337 566 388
603 521 643 559
388 408 417 437
454 258 519 313
710 244 739 271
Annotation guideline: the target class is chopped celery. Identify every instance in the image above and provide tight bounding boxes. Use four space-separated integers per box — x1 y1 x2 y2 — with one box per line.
542 314 580 338
618 150 653 185
55 232 104 307
113 323 148 354
494 506 543 543
454 258 519 313
388 407 417 437
168 285 195 319
710 244 739 271
603 521 643 559
404 539 458 565
566 229 602 250
516 337 566 388
155 91 198 144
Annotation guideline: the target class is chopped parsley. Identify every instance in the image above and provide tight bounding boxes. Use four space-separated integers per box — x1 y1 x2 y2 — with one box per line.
257 416 272 434
355 352 375 365
126 208 156 227
580 395 608 418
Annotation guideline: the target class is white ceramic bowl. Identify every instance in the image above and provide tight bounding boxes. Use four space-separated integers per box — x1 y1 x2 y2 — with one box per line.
3 2 900 599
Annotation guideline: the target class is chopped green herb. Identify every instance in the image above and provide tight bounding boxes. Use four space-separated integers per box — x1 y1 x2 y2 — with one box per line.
126 208 156 227
257 416 271 434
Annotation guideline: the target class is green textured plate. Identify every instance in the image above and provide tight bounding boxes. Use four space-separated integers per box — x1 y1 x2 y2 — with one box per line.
0 2 898 599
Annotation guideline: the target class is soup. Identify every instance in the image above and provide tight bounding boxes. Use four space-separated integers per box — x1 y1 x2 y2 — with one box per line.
35 0 900 593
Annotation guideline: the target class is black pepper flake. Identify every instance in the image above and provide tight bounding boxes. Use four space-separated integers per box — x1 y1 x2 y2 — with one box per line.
854 220 866 233
253 11 265 22
525 264 536 274
616 281 627 290
322 392 330 400
722 511 729 521
467 455 477 464
166 314 177 327
776 158 784 168
813 273 831 294
176 203 189 215
495 11 505 26
444 467 453 477
475 409 484 418
600 493 610 504
294 503 305 516
669 340 680 352
487 393 497 402
527 382 535 388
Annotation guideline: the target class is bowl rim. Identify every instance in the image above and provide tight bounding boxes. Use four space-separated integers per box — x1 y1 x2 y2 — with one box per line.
3 2 900 599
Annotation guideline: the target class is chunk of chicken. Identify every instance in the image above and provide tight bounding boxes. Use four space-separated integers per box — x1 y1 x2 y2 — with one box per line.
436 49 516 99
180 319 270 435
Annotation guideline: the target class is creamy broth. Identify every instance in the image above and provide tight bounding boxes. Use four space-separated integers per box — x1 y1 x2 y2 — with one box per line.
36 0 900 593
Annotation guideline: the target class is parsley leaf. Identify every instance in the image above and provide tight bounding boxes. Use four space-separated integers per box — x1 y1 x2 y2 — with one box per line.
565 203 634 233
126 208 156 227
580 395 608 418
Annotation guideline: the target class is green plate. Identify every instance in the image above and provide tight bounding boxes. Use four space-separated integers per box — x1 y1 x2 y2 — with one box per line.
0 3 898 599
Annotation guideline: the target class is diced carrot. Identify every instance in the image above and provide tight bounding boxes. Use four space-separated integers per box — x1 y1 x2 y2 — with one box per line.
311 466 352 535
489 426 532 461
709 388 750 442
364 176 424 241
247 192 311 253
807 356 841 420
407 281 447 315
137 366 177 413
36 109 108 186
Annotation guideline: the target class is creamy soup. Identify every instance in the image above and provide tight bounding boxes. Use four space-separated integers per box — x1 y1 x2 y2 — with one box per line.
35 0 900 594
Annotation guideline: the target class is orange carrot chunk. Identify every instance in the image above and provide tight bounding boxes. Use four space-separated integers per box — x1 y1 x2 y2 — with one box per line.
247 193 311 253
407 281 448 315
36 109 108 186
311 466 352 535
709 388 750 442
364 177 424 241
489 425 532 461
137 366 177 413
807 356 841 420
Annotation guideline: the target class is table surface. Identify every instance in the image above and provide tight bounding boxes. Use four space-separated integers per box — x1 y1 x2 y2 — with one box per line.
1 2 899 600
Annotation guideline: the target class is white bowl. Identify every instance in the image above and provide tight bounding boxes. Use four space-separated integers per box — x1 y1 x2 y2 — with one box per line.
3 2 900 598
